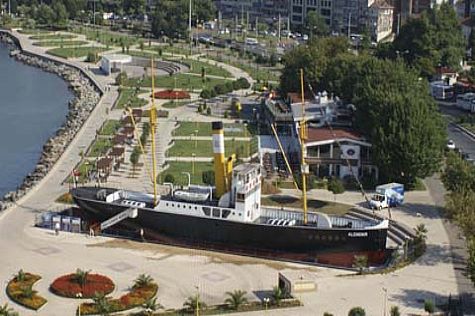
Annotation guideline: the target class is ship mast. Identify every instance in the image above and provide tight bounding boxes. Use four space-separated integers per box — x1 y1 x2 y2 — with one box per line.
300 69 308 225
150 57 158 206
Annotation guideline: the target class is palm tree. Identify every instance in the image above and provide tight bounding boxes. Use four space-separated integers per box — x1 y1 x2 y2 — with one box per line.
348 306 366 316
415 224 428 240
15 269 26 282
224 290 248 310
390 306 400 316
21 287 36 299
134 274 154 289
183 295 206 313
142 297 162 316
72 269 90 288
352 255 368 274
271 286 283 305
0 303 19 316
92 292 112 316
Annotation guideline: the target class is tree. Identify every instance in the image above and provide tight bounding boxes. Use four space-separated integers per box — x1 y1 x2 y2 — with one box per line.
35 3 55 25
352 255 368 274
224 290 248 310
52 0 68 26
305 10 329 39
413 224 428 257
424 299 435 314
163 174 175 183
390 306 400 316
351 58 446 186
72 268 90 288
348 307 366 316
0 303 19 316
323 313 334 316
327 177 345 201
142 297 162 316
130 147 140 176
15 269 26 282
133 274 154 288
183 295 206 313
92 292 112 316
271 286 284 305
469 27 475 60
441 151 475 193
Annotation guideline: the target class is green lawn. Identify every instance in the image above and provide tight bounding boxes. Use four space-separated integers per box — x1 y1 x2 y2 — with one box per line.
174 122 251 137
179 59 232 78
167 139 253 157
18 29 51 35
46 46 108 59
146 44 190 56
207 54 280 82
99 120 121 135
33 40 88 47
124 73 228 91
159 161 214 185
30 34 76 40
462 123 475 134
67 160 96 183
116 88 148 109
87 138 112 157
261 195 351 216
70 27 138 47
162 100 191 109
128 50 158 59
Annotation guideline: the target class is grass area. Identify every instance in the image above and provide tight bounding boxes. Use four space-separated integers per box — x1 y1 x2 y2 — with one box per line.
162 100 191 109
18 29 51 34
124 73 229 91
159 161 214 185
100 119 121 135
70 26 137 47
174 122 252 137
47 46 108 59
67 160 96 183
178 58 232 78
116 88 148 109
207 54 280 82
261 195 351 216
168 139 253 157
29 34 76 40
33 40 88 47
146 44 191 56
87 138 112 157
127 49 158 59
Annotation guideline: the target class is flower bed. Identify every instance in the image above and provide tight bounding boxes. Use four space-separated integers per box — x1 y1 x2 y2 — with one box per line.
79 283 158 315
50 273 115 298
6 272 47 310
153 90 190 100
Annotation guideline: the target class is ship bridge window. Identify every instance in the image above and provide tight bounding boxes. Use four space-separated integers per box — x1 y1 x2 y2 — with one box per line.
203 207 211 216
212 208 220 218
236 193 245 201
222 210 231 218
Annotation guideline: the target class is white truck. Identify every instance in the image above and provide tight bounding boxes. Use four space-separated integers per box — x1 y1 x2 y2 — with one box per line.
369 183 405 210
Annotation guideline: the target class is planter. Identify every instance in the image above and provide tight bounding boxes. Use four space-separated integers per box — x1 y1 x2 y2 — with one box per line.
153 90 190 100
6 272 47 310
50 273 115 298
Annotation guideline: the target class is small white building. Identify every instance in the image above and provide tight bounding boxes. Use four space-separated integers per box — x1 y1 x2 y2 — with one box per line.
100 54 132 76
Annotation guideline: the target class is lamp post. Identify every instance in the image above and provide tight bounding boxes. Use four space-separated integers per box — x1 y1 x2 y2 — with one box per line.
194 129 198 148
76 292 83 316
195 285 200 316
382 287 388 316
192 153 196 176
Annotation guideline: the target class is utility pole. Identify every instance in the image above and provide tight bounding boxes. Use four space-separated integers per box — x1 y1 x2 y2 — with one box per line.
218 10 222 33
246 10 249 33
396 13 401 36
8 0 11 16
241 4 244 26
189 0 192 55
347 12 351 39
255 16 258 37
278 14 281 42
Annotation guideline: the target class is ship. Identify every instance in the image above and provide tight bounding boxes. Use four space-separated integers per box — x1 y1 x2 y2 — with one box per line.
71 67 390 267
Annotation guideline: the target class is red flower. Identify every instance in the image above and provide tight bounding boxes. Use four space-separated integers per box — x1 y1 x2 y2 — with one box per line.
152 90 190 100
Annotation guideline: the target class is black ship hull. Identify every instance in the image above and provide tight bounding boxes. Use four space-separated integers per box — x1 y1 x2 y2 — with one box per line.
72 187 389 266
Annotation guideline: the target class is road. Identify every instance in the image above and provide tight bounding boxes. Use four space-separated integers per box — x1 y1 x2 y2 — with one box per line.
438 102 475 160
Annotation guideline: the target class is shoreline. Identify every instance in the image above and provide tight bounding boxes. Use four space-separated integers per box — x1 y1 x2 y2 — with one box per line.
0 32 101 211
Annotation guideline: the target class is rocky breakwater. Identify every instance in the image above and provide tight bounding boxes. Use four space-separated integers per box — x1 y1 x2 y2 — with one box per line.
0 49 101 211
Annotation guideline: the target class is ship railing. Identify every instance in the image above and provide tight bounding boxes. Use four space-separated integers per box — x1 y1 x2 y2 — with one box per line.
330 216 370 229
260 207 318 225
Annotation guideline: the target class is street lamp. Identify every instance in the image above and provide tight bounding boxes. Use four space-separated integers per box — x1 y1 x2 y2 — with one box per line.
382 287 388 316
194 129 198 148
192 153 196 176
195 285 200 316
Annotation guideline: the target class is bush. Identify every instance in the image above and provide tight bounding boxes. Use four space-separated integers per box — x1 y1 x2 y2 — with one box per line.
348 306 366 316
328 178 345 195
202 170 215 185
200 89 212 99
164 174 175 183
424 300 435 313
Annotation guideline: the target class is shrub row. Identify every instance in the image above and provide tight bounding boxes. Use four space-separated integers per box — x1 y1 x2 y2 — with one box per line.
200 77 250 99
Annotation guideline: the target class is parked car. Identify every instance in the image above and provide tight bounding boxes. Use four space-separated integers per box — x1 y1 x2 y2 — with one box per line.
447 139 456 150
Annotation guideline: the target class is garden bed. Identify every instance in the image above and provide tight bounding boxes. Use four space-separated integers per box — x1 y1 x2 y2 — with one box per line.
6 272 47 310
79 282 158 315
50 273 115 298
153 90 190 100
